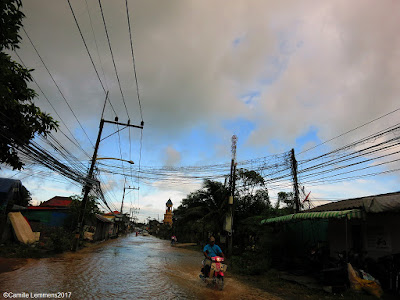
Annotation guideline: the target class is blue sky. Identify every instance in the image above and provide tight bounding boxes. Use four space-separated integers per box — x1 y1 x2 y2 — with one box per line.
2 0 400 221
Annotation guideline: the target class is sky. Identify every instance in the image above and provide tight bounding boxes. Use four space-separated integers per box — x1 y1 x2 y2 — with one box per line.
2 0 400 222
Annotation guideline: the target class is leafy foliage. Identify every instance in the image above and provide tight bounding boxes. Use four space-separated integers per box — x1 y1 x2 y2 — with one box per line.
64 194 100 231
172 168 301 277
15 184 31 207
0 0 58 170
173 180 229 243
235 168 271 221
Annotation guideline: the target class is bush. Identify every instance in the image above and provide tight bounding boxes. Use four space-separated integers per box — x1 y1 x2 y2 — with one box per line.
41 227 73 253
231 250 271 275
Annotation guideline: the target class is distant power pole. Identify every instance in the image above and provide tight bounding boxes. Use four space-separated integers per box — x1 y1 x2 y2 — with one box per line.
290 148 300 213
121 186 139 214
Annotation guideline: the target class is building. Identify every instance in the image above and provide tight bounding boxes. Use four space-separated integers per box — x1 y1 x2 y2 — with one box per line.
261 191 400 292
21 196 73 228
163 199 173 226
0 178 23 212
39 196 72 208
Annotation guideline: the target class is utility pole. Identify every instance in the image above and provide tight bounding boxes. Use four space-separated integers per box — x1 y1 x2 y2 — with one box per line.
290 148 300 213
227 135 237 257
72 95 143 251
121 186 139 214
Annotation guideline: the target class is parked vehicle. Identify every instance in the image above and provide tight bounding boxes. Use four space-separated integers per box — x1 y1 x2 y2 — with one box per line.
199 256 227 290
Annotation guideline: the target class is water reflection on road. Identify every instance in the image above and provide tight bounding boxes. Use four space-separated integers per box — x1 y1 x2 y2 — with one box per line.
0 235 279 299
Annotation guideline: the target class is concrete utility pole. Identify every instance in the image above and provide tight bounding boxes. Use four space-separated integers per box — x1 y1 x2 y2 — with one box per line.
290 148 300 213
227 135 237 257
121 186 139 214
72 95 143 251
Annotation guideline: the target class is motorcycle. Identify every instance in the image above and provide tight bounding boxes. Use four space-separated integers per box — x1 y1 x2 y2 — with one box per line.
199 256 227 290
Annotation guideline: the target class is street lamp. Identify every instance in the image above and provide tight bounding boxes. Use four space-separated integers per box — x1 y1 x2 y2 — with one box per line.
96 157 134 164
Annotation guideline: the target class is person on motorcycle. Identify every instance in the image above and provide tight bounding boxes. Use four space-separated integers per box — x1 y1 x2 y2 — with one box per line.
202 236 224 277
171 235 177 245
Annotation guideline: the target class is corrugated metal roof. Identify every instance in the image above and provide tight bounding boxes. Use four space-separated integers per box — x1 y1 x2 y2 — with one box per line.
104 211 120 216
40 196 72 208
306 191 400 212
96 214 113 223
261 209 363 224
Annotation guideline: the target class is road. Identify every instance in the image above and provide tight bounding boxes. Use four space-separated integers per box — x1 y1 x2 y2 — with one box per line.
0 235 280 299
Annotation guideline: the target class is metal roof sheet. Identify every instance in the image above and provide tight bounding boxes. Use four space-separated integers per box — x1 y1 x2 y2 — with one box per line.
96 214 113 223
307 191 400 212
261 209 363 224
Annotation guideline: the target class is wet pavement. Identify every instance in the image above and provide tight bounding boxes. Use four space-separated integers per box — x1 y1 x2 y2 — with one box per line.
0 235 279 299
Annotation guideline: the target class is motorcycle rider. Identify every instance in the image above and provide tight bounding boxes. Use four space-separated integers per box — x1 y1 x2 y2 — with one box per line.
202 236 224 278
171 235 177 245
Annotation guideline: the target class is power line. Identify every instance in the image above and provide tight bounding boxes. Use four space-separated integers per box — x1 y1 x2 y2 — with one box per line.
301 168 400 186
125 0 143 122
84 0 109 90
67 0 117 116
98 0 130 119
299 122 400 165
14 51 92 159
22 28 95 148
299 106 400 155
300 157 400 183
299 136 400 176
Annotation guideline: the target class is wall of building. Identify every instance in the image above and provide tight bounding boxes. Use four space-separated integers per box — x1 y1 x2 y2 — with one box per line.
327 213 400 260
362 213 400 259
22 210 70 227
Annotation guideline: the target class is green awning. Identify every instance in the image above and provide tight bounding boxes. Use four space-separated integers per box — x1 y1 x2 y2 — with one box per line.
261 209 363 224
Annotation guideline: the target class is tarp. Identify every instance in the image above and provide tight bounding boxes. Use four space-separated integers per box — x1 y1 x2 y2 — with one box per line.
261 209 363 224
307 191 400 213
8 212 40 244
362 196 400 213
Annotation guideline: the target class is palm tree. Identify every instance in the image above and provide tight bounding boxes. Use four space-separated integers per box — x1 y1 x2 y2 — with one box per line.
174 180 229 241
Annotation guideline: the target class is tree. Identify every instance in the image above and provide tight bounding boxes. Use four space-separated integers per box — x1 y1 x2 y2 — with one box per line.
277 191 294 210
235 168 271 219
18 184 31 206
173 180 229 242
0 0 58 170
64 194 100 231
236 168 265 197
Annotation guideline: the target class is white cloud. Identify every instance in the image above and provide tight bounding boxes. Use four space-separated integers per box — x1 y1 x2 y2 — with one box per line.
163 146 181 166
7 0 399 209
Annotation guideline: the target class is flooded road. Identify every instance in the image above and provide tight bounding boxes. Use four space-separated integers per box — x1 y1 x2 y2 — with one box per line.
0 235 280 299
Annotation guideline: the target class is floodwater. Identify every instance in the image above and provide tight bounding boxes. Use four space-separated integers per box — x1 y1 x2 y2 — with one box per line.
0 235 279 299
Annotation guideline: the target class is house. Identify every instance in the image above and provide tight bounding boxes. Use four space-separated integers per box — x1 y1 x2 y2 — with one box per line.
84 214 114 241
102 211 130 236
21 196 73 228
39 196 73 208
0 178 23 241
148 219 162 235
261 191 400 291
305 191 400 260
0 178 23 212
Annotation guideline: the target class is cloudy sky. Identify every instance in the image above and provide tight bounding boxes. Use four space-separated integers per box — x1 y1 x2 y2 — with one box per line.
3 0 400 221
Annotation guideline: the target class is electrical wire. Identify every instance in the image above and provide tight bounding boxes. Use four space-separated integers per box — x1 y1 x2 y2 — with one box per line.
67 0 117 116
98 0 129 119
22 28 95 148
